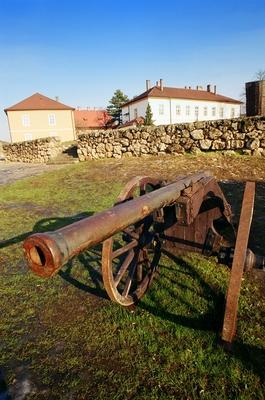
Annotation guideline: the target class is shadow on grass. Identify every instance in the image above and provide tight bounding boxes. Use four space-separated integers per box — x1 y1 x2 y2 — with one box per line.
140 249 225 332
0 369 10 400
0 212 93 249
0 211 108 299
58 244 108 300
140 249 265 382
232 341 265 383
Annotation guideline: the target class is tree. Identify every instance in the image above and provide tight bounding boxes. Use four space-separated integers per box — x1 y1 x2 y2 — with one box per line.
144 103 154 125
107 89 129 124
255 69 265 81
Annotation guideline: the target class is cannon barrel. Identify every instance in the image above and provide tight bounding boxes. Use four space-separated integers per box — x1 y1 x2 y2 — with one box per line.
23 171 208 278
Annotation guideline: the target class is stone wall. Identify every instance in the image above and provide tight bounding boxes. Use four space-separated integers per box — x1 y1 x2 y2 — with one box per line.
0 142 5 161
77 116 265 160
3 137 62 163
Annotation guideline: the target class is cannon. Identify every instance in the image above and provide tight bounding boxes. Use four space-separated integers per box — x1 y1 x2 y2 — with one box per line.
23 171 264 346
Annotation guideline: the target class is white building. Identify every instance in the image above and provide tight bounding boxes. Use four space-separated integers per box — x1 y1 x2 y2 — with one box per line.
121 79 242 125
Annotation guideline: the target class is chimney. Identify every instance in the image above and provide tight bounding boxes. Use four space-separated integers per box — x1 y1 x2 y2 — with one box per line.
146 80 151 91
214 85 217 94
160 78 164 91
156 81 159 87
196 85 203 90
55 96 59 102
207 84 212 92
189 86 191 89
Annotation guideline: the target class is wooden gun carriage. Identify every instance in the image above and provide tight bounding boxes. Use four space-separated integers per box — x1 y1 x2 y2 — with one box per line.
23 172 264 346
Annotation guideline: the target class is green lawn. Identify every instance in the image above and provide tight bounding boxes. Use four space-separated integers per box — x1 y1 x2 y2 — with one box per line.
0 154 265 399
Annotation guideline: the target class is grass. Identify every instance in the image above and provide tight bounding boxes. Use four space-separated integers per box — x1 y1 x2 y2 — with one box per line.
0 153 265 399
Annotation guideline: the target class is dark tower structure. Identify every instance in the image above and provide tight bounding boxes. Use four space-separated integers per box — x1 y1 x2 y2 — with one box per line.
245 80 265 116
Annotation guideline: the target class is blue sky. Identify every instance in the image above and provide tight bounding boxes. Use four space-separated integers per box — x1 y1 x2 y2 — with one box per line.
1 0 265 141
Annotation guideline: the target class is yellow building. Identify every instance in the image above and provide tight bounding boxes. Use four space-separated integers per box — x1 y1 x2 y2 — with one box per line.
5 93 76 143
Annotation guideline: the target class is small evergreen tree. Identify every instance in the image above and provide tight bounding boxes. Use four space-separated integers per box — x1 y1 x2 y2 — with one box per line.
144 103 154 125
107 89 129 124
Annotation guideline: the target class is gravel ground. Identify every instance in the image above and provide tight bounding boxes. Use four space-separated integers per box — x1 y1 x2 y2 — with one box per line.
0 162 65 185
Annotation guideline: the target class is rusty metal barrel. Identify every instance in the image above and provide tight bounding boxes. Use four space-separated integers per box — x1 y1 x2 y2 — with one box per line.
23 171 208 278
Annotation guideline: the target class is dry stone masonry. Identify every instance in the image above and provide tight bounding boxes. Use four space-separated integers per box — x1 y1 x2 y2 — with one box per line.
2 116 265 163
77 116 265 161
0 142 5 161
3 137 62 163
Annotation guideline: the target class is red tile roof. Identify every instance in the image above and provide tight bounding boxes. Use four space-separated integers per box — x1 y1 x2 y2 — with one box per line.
74 110 112 129
4 93 75 112
122 86 242 107
119 116 145 128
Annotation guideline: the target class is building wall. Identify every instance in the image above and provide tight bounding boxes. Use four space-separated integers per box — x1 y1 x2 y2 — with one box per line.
122 98 240 125
7 109 76 143
122 99 148 123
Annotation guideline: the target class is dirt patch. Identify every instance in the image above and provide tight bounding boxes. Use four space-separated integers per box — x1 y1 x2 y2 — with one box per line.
0 202 61 216
0 162 65 185
84 153 265 183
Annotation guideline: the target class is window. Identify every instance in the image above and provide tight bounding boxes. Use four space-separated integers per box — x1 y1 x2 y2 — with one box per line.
24 133 32 141
231 108 235 118
134 108 138 119
212 107 216 116
219 108 224 118
48 113 56 126
22 114 30 127
195 106 199 118
176 105 181 115
159 104 164 115
203 107 208 116
186 105 190 116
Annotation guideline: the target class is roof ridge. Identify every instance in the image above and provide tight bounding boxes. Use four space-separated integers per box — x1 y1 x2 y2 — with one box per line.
5 92 75 112
122 86 241 107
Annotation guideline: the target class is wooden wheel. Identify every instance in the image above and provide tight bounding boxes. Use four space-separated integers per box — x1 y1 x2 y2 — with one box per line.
102 176 162 307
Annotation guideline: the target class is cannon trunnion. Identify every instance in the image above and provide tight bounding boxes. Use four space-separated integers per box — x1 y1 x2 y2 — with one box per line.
23 172 263 346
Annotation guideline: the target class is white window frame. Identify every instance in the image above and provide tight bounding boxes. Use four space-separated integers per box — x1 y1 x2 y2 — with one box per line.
231 108 235 118
24 133 33 141
203 107 208 116
219 107 224 118
22 114 30 127
159 104 164 115
176 105 181 115
48 113 56 126
186 105 190 116
134 108 138 119
212 107 216 116
195 106 199 117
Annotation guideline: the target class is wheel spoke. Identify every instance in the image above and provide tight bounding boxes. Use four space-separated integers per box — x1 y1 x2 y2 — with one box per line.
122 251 139 297
137 250 144 283
112 239 138 259
114 250 134 287
142 248 150 266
